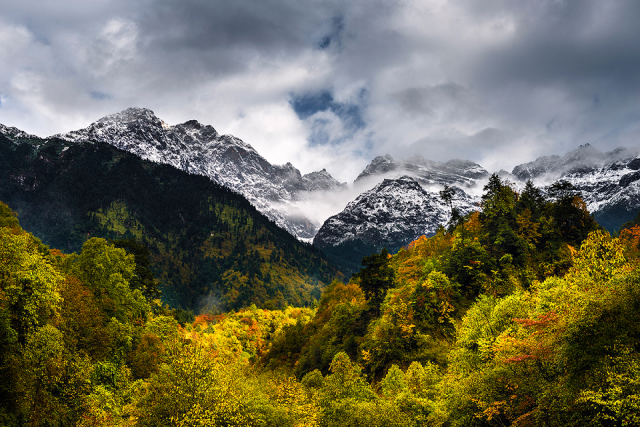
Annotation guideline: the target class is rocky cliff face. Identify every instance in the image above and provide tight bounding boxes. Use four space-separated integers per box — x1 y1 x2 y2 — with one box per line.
314 144 640 272
511 144 636 182
53 107 346 239
354 154 489 189
313 176 477 250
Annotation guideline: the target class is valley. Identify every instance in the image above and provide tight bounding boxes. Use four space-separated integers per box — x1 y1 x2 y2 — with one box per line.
1 111 640 426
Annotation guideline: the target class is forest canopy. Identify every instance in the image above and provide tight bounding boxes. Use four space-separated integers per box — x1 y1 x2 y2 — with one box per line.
1 172 640 426
0 136 340 313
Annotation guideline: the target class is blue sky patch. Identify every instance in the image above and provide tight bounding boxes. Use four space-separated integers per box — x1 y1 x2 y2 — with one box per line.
290 89 367 131
90 91 112 101
290 88 368 147
318 36 331 49
317 16 344 50
290 91 334 120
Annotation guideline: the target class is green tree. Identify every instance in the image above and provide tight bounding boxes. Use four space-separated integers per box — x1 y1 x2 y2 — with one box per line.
356 248 395 316
19 324 92 426
480 174 528 267
0 202 19 229
517 180 546 218
68 238 150 323
0 228 63 341
138 343 257 427
547 180 599 246
439 185 462 232
109 238 161 301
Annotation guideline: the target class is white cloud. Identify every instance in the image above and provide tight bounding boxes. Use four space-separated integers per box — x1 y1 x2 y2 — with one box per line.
1 0 639 181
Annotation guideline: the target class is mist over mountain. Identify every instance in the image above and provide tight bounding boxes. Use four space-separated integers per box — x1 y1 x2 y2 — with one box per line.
312 144 640 275
53 107 347 240
511 143 638 182
2 109 639 273
0 129 339 311
354 154 489 190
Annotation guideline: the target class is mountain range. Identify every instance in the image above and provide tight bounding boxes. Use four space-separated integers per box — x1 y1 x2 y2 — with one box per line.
54 108 346 240
318 144 640 273
354 154 489 188
2 108 640 277
0 131 339 311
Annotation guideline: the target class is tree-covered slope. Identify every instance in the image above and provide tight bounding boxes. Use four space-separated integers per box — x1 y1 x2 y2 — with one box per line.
0 135 339 311
3 170 640 426
261 177 640 426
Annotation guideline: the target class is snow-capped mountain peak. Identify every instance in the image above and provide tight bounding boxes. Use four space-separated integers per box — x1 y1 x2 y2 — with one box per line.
52 108 344 239
511 143 638 182
0 123 40 143
313 175 477 250
355 153 488 189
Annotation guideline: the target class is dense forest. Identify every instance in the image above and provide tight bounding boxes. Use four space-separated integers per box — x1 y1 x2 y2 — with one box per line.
0 134 339 312
2 170 640 426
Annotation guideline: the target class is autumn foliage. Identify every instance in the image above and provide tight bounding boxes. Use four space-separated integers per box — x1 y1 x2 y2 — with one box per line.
2 170 640 427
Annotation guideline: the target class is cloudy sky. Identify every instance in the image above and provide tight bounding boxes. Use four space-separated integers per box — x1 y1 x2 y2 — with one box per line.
2 0 640 182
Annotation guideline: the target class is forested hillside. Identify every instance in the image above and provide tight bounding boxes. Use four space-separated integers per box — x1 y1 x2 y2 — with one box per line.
2 173 639 425
261 175 640 425
0 134 339 312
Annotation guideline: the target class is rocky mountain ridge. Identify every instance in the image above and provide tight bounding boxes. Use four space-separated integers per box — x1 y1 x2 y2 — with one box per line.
314 175 477 250
2 110 638 257
355 154 489 189
52 107 346 239
0 124 40 143
545 150 640 232
512 143 637 181
314 144 640 275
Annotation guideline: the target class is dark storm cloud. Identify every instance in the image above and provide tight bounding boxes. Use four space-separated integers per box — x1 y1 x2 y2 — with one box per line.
2 0 640 179
470 0 640 88
380 0 640 170
136 0 330 74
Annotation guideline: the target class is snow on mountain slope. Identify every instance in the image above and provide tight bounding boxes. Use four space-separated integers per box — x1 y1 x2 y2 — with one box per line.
315 144 640 258
313 176 478 250
4 109 638 247
355 154 489 189
0 124 40 144
549 155 640 231
508 143 640 231
512 144 637 182
310 153 486 258
53 107 346 239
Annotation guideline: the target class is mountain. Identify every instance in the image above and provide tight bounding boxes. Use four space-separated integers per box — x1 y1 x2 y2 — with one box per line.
53 107 346 239
0 123 40 143
313 144 640 275
354 154 489 188
0 131 339 312
5 108 639 279
452 144 640 233
313 153 488 275
512 143 636 181
507 144 640 231
313 176 478 275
